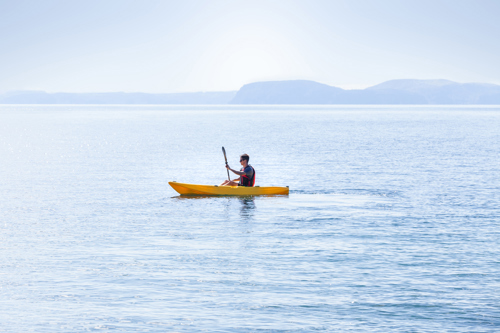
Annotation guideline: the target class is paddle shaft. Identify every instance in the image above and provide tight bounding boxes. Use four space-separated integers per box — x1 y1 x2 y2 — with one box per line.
222 147 230 181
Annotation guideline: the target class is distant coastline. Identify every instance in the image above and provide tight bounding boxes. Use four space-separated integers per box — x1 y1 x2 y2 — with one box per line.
2 79 500 105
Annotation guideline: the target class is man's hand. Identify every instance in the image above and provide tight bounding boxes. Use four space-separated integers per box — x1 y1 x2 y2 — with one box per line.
226 164 230 170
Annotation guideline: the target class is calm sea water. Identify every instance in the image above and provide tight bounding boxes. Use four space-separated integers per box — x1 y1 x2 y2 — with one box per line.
1 105 499 332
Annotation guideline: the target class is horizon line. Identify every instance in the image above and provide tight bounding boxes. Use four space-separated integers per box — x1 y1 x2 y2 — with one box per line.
3 78 500 95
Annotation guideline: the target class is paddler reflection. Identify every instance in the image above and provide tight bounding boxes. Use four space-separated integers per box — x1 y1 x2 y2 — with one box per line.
239 196 256 219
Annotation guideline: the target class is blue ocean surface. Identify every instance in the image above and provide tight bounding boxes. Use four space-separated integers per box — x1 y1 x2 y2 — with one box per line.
1 105 499 332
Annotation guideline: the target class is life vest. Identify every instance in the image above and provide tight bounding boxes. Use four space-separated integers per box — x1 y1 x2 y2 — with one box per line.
239 165 255 187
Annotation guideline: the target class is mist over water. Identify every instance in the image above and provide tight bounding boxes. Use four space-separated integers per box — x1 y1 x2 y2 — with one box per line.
1 105 499 331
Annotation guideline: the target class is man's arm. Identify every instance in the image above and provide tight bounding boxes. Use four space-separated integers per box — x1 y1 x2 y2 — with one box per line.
226 165 246 176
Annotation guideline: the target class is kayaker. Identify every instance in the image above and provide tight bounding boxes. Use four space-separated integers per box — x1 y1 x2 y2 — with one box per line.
220 154 255 187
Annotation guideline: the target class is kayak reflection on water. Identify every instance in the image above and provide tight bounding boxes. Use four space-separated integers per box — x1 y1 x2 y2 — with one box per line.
170 195 256 220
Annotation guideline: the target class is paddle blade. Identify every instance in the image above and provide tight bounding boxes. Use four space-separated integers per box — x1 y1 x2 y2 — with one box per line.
222 146 230 181
222 146 228 162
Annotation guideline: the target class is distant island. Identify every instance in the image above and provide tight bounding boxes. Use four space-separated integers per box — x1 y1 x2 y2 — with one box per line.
231 79 500 104
2 79 500 104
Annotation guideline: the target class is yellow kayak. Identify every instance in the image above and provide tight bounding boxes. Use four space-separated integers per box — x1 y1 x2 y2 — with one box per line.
169 182 289 196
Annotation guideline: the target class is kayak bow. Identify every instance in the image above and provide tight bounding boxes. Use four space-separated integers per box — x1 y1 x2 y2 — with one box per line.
169 182 289 196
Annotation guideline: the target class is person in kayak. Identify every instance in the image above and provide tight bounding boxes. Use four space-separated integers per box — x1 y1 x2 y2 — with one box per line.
220 154 255 187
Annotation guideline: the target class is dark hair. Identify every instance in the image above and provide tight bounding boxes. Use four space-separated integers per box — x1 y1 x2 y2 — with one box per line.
240 154 249 162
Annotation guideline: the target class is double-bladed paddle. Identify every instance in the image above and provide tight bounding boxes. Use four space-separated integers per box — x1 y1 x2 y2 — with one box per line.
222 146 230 181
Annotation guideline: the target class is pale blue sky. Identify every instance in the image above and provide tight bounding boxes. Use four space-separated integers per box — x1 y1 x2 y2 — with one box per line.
1 0 499 93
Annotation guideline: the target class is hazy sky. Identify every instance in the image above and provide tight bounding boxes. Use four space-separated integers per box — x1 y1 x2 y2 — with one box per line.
1 0 499 93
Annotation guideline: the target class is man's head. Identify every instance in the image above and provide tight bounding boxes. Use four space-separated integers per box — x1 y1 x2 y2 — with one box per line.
240 154 249 166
